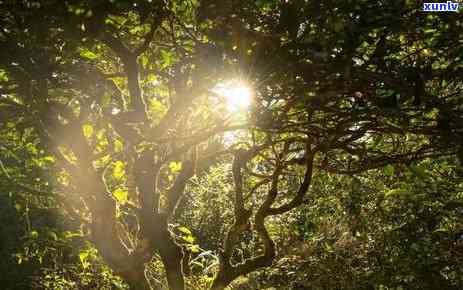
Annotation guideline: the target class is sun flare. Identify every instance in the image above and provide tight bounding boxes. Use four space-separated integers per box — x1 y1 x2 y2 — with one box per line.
214 81 252 111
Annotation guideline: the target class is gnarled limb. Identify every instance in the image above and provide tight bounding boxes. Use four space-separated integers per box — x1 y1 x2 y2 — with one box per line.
211 145 315 290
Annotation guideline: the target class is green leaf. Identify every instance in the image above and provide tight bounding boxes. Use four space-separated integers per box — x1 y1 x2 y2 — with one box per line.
79 250 91 269
113 188 128 204
188 244 200 253
169 161 182 173
30 230 39 239
182 235 195 244
385 188 408 198
48 231 58 241
160 50 174 67
42 156 55 163
112 161 125 180
64 231 81 239
149 99 167 115
0 69 8 81
16 254 23 265
79 49 98 59
79 251 88 263
178 226 192 235
383 165 395 177
82 124 94 139
114 139 124 153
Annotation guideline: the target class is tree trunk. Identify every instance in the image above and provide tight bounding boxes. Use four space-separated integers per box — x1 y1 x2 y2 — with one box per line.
210 271 234 290
142 213 186 290
158 236 185 290
120 264 152 290
125 272 151 290
210 281 228 290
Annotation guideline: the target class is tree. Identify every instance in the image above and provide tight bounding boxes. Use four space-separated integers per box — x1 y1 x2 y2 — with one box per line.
0 0 461 289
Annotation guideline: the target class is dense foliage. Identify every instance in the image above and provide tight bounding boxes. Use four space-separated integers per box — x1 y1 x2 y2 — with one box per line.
0 0 462 289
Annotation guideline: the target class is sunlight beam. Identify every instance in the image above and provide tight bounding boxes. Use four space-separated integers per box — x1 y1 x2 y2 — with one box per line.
214 81 252 111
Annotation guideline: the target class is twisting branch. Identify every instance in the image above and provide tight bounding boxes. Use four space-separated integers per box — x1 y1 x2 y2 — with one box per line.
268 150 315 215
100 33 146 118
220 146 295 282
231 149 247 217
134 148 160 216
165 160 195 217
212 142 301 289
214 147 266 277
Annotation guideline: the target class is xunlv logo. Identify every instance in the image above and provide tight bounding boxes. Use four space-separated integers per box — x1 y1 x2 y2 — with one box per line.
423 1 460 11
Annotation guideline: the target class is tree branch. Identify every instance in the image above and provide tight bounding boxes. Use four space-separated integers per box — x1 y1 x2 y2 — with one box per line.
101 33 146 118
268 151 315 215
